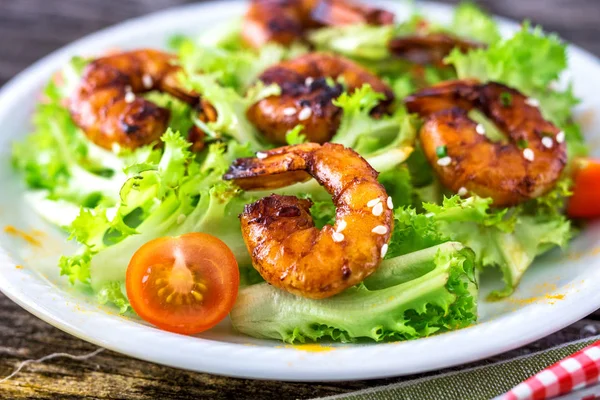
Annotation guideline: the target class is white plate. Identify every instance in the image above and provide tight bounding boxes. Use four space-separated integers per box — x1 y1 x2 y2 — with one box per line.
1 0 600 382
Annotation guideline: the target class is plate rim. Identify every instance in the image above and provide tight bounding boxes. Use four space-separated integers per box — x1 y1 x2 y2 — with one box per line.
1 0 600 382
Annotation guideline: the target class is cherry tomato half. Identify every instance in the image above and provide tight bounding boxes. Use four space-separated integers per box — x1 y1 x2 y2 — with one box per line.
126 233 239 335
567 158 600 219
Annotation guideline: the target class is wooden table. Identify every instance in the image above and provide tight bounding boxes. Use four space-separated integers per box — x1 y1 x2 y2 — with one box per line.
1 0 599 398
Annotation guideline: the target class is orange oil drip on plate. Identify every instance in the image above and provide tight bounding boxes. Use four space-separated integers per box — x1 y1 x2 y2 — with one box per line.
286 344 335 353
3 225 42 247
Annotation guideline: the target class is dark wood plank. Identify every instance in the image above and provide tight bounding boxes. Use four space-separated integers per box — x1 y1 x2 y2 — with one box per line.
1 0 599 398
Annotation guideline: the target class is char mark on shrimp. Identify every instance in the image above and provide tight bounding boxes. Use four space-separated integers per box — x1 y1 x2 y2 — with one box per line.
247 53 394 145
405 79 567 206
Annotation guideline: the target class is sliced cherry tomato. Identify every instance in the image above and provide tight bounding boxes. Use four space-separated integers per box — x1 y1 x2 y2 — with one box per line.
567 158 600 219
126 233 239 335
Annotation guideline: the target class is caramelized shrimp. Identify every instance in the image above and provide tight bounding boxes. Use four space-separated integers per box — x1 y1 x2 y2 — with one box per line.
242 0 394 48
70 49 210 150
223 143 393 299
405 80 567 207
247 52 394 144
389 33 483 67
311 0 395 27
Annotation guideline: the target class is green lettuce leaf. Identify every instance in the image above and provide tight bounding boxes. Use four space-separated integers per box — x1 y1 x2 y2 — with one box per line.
143 92 195 135
97 281 131 314
181 72 276 151
285 124 308 145
11 76 127 207
60 131 254 294
230 242 477 343
308 24 395 61
332 84 417 155
451 2 501 44
176 33 307 94
421 186 571 299
446 22 567 90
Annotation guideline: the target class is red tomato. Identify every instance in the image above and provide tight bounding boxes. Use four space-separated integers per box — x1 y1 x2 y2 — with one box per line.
126 233 239 335
567 158 600 219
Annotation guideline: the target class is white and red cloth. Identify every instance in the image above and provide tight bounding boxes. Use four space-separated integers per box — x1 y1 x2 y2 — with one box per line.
500 341 600 400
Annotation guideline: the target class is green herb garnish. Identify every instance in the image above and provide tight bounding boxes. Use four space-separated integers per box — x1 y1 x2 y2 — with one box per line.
500 92 512 107
436 145 448 158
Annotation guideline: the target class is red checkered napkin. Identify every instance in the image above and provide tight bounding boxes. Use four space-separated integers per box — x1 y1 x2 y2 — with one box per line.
499 341 600 400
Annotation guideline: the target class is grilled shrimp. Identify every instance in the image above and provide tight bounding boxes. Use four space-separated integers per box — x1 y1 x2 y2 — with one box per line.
242 0 394 48
223 143 393 299
389 33 483 67
311 0 395 27
70 49 213 150
247 52 394 144
405 80 567 207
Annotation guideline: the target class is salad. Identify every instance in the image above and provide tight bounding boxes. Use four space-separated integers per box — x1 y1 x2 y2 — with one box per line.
11 0 600 344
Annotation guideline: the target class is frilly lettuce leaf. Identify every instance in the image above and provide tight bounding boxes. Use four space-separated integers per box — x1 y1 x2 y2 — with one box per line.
308 24 395 61
382 173 572 300
97 281 131 314
59 131 254 291
175 31 307 94
143 92 195 135
419 182 571 299
284 124 307 145
332 84 417 156
446 23 567 90
451 2 501 45
12 74 126 208
230 242 477 343
180 72 276 151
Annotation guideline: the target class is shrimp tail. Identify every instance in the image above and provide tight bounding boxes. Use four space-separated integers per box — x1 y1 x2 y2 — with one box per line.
243 195 315 235
224 144 319 190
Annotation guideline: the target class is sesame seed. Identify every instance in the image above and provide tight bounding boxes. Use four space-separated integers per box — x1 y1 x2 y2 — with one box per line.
556 131 565 143
298 107 312 121
256 151 268 159
380 244 388 258
336 220 347 233
283 107 297 116
372 202 383 216
367 198 381 208
124 91 135 103
111 143 121 154
305 77 314 86
475 124 486 135
142 74 153 89
541 136 554 149
523 148 535 161
437 156 452 167
177 213 186 224
457 187 468 196
387 196 393 210
525 98 540 107
372 225 388 235
332 231 345 243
